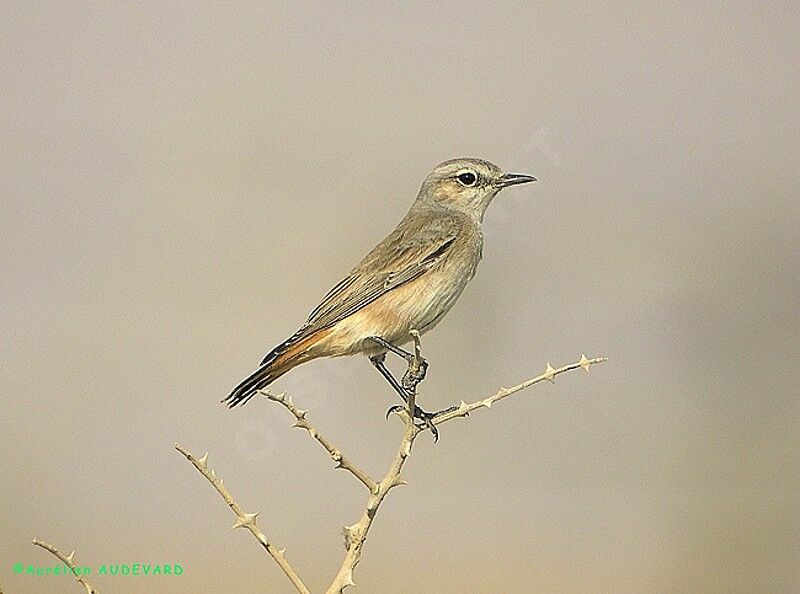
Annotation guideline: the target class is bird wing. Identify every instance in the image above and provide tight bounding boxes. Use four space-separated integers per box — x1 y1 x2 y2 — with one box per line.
304 230 458 332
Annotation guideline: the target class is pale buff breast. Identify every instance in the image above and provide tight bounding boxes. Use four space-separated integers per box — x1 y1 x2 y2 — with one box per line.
311 233 483 358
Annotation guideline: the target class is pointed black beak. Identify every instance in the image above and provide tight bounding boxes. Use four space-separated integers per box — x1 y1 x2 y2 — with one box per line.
498 172 537 188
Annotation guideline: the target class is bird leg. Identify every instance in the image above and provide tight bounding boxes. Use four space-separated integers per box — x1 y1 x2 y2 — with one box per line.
367 335 416 363
368 353 412 406
397 331 459 431
400 331 428 392
367 336 439 441
366 334 429 387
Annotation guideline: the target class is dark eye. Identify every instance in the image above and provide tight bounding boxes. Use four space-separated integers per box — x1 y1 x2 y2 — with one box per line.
456 171 477 186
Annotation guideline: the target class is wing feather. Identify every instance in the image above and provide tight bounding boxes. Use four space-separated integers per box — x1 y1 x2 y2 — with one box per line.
304 233 457 332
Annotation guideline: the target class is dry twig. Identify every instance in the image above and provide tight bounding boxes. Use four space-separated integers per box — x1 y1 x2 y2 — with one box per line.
174 444 310 594
178 338 606 593
263 392 378 493
31 539 97 594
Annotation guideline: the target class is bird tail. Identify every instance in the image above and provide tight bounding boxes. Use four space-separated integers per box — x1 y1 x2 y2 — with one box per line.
222 328 326 408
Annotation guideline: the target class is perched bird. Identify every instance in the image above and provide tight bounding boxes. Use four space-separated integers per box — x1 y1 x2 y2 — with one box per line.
224 158 536 413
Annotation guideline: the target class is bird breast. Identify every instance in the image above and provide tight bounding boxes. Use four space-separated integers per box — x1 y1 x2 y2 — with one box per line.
315 232 483 357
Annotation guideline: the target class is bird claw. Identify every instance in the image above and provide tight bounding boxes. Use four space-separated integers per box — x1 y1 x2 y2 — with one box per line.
386 404 405 419
415 410 439 442
414 405 461 441
385 403 440 442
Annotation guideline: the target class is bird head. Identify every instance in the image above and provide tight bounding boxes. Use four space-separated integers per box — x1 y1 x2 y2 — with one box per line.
417 158 536 220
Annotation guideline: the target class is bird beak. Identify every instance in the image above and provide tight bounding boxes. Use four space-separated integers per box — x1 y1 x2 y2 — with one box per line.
498 172 537 188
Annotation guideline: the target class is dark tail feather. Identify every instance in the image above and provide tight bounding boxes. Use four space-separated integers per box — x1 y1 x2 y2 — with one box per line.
259 325 309 366
222 363 282 408
223 330 310 408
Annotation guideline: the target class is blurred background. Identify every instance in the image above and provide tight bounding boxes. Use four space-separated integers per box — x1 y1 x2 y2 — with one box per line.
2 2 798 592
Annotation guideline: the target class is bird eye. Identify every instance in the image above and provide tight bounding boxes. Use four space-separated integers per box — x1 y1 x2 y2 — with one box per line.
456 171 477 186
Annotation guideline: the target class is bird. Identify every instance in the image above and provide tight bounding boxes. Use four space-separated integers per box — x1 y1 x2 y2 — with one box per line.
223 157 536 418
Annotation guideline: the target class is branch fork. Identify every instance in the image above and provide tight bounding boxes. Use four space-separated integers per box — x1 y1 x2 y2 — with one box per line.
177 333 606 592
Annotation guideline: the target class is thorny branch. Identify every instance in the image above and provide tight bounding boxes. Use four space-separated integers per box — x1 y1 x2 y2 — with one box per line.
261 392 378 493
431 354 607 426
32 539 97 594
178 337 606 593
174 444 311 594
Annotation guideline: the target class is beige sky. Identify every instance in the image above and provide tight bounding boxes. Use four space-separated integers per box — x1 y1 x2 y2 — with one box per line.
2 2 799 593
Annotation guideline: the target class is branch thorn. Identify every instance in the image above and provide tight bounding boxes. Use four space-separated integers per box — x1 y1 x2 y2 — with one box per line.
543 363 556 382
232 511 260 530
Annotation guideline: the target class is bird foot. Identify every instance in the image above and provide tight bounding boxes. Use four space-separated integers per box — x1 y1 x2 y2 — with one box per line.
401 356 428 391
386 402 440 442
